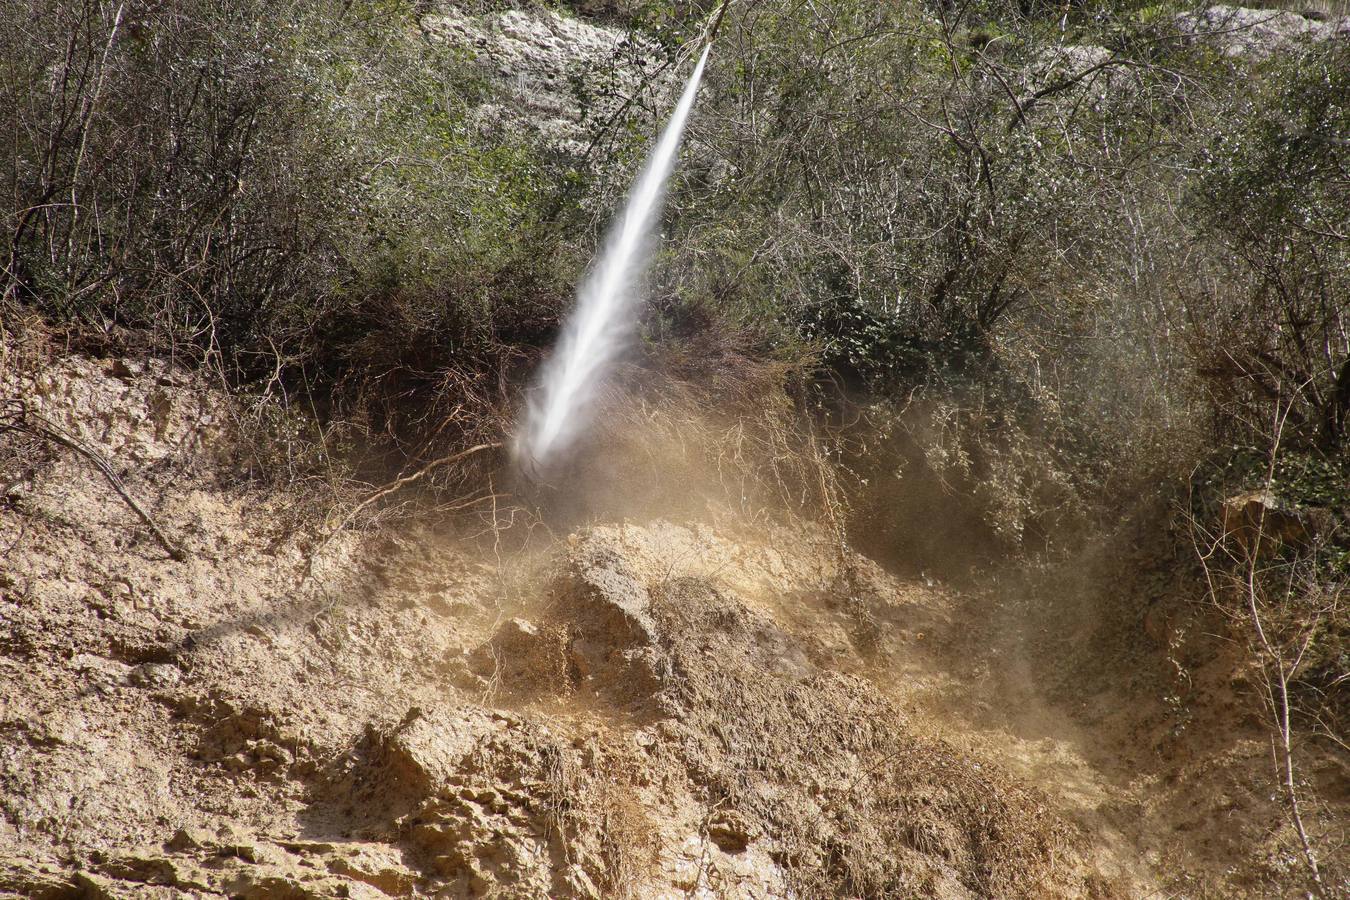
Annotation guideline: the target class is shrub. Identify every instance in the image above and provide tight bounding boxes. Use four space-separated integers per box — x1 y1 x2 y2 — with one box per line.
1187 42 1350 452
0 0 582 478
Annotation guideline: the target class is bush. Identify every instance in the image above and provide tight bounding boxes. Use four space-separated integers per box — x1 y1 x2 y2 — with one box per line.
622 0 1225 557
0 0 579 478
2 0 1343 547
1187 42 1350 451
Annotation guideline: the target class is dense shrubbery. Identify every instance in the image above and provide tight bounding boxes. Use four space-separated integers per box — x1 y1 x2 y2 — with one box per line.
635 0 1348 560
1 0 579 478
1189 49 1349 451
2 0 1345 542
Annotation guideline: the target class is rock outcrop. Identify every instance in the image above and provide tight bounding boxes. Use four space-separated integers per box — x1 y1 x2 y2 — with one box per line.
420 6 669 160
1176 4 1349 57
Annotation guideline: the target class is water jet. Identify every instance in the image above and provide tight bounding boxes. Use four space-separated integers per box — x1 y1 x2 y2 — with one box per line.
516 42 713 478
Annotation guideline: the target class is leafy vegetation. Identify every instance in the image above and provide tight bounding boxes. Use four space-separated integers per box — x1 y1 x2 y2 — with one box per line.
1 0 1345 530
1 0 578 479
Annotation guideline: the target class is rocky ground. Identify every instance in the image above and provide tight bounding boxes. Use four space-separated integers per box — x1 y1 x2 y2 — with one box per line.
1 341 1345 898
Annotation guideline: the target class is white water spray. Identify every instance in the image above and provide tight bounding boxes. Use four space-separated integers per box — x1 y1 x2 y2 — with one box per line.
518 44 712 473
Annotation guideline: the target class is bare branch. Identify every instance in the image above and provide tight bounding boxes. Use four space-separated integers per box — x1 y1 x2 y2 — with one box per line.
0 399 186 561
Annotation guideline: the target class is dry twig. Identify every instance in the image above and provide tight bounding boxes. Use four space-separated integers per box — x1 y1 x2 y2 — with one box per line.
325 441 503 535
0 399 187 561
1189 398 1330 898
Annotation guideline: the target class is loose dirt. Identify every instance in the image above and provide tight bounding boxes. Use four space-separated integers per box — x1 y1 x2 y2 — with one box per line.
1 350 1344 897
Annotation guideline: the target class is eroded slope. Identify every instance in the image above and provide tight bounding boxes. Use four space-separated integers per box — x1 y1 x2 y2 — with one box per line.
1 351 1102 897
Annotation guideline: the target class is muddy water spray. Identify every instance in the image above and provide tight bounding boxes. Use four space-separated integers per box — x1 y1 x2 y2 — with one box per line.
518 44 712 472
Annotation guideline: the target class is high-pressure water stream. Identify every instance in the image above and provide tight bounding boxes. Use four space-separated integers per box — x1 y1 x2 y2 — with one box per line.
517 44 712 473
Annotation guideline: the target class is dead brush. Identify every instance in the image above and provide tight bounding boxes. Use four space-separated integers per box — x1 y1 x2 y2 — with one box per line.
594 772 660 896
1186 400 1344 898
551 343 842 529
538 738 659 897
294 353 528 563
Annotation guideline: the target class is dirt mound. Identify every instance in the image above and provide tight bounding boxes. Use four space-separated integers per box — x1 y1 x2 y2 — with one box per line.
0 350 1092 898
466 527 1091 897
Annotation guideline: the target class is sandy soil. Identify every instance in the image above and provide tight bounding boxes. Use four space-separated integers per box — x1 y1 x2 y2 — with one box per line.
1 349 1344 898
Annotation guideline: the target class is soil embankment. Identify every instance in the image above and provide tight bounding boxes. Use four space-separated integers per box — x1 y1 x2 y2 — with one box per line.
1 352 1344 897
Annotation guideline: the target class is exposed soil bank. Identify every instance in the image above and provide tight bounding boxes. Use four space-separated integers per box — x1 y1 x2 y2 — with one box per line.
1 352 1345 898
